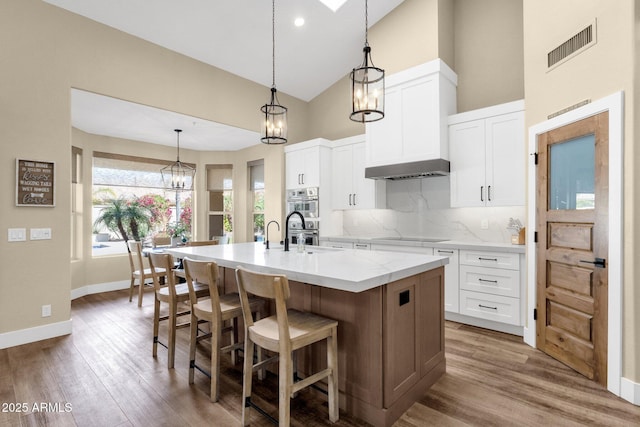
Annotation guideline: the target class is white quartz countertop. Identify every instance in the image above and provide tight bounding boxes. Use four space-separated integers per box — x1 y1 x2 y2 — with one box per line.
165 242 448 293
321 235 526 254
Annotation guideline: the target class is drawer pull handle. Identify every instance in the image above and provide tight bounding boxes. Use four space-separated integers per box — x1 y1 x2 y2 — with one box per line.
478 257 498 261
478 278 498 284
437 250 454 254
479 304 498 310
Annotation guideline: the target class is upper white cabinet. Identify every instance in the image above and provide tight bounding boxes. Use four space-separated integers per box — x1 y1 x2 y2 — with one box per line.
366 59 457 167
332 135 385 210
285 138 331 190
449 100 525 207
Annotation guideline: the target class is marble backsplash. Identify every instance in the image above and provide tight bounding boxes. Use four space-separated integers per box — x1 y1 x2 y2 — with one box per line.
341 176 526 244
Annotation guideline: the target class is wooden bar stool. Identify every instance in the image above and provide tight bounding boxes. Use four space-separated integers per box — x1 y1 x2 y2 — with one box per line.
128 240 166 307
174 240 219 280
183 258 265 402
149 252 209 369
235 266 339 426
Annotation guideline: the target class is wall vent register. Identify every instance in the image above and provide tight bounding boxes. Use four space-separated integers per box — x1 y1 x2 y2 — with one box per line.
547 19 597 70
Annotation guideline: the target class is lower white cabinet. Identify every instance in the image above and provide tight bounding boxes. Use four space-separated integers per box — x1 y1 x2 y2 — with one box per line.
320 241 353 249
458 249 521 326
459 290 521 325
371 245 459 314
433 248 460 314
322 240 523 333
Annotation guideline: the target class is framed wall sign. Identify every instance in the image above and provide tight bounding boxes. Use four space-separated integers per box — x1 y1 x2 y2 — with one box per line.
16 159 55 207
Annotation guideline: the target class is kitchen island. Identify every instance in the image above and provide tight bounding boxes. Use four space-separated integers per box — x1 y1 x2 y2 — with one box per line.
166 242 448 427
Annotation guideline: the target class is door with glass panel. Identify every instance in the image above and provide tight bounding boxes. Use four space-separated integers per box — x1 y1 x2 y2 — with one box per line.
536 112 608 386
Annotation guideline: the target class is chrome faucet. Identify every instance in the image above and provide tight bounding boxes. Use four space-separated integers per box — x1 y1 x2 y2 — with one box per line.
284 211 306 252
265 220 280 249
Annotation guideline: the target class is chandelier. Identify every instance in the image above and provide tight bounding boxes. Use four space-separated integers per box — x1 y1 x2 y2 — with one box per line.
260 0 288 144
350 0 385 123
161 129 195 191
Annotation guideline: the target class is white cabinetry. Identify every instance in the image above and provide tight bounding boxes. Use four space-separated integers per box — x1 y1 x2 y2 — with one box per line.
366 59 457 167
320 241 354 249
433 248 460 314
449 100 525 207
332 135 385 210
285 138 331 190
370 244 459 314
458 250 521 326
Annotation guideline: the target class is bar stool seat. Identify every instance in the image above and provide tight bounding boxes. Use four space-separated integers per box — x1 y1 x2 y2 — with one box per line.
183 258 265 403
235 266 339 426
149 252 209 369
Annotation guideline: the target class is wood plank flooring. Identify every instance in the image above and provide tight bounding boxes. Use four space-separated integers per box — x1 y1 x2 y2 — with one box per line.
1 288 639 426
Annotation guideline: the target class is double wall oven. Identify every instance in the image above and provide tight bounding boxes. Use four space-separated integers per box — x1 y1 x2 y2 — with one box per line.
286 187 319 246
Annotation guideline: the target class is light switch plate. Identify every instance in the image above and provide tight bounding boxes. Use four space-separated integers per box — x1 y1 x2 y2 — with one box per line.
31 228 52 240
8 228 27 242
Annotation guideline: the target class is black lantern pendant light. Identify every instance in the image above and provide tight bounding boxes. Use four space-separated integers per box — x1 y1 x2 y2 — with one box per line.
161 129 195 191
350 0 385 123
260 0 287 144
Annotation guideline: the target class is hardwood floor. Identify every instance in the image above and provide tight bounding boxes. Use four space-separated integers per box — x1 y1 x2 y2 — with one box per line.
1 288 639 426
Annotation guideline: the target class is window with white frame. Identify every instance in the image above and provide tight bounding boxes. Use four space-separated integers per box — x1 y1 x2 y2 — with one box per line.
92 152 193 256
249 160 265 242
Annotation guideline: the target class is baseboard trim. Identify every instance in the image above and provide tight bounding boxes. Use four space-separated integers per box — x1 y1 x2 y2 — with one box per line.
0 319 72 350
70 280 129 300
621 377 640 406
445 312 524 336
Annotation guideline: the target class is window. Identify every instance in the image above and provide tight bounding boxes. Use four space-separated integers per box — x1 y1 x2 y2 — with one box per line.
207 165 233 243
92 152 193 256
249 160 265 242
71 146 82 260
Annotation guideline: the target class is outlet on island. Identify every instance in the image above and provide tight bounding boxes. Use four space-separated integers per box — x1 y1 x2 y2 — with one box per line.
480 219 489 230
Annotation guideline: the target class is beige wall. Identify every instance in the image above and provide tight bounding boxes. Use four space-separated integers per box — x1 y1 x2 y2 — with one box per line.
307 0 524 141
0 0 302 334
523 0 638 380
454 0 525 112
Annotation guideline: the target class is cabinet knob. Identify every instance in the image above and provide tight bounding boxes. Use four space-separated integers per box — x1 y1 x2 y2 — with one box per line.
480 186 484 202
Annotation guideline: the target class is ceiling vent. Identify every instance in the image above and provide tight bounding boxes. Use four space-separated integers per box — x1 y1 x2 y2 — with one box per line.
547 19 597 70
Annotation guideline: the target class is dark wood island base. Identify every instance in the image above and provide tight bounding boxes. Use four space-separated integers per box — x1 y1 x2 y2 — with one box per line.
222 265 445 427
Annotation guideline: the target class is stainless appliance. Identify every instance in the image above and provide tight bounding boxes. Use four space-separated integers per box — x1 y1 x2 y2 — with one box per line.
286 187 319 246
365 158 450 180
286 187 319 217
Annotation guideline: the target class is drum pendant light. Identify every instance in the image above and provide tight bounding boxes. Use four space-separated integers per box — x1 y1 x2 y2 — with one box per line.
161 129 195 191
350 0 384 123
260 0 288 144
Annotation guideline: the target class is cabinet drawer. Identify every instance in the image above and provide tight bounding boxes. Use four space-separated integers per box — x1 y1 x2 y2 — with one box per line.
459 265 519 298
353 242 371 250
459 290 520 326
371 244 433 254
320 241 353 249
459 250 519 270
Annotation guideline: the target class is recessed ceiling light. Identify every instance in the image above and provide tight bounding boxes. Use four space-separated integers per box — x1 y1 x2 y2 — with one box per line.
294 17 305 27
317 0 348 13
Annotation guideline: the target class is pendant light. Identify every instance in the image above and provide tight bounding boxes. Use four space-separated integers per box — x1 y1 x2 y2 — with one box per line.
350 0 385 123
161 129 195 191
260 0 287 144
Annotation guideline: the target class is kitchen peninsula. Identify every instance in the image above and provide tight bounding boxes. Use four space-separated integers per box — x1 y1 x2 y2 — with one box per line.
167 242 448 427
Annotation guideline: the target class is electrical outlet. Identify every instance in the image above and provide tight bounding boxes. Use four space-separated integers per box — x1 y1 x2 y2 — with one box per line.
480 219 489 230
42 304 51 317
